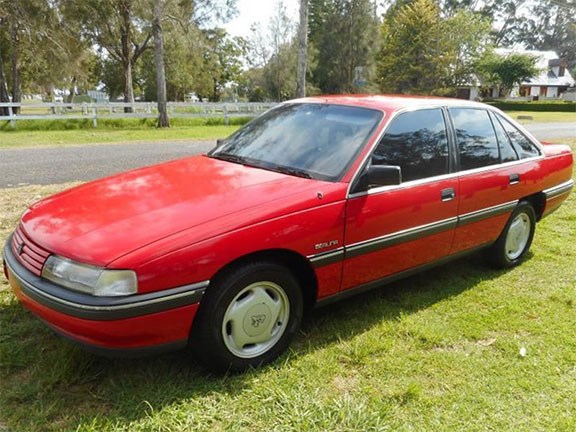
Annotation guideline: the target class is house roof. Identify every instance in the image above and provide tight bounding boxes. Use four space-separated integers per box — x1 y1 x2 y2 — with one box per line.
495 48 575 88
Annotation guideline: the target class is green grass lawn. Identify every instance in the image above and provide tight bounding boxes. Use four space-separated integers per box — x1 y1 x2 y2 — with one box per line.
0 140 574 431
507 111 576 123
0 125 240 148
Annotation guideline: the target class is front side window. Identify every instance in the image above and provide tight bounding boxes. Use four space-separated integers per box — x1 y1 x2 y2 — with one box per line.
209 103 383 181
450 108 500 171
371 109 449 182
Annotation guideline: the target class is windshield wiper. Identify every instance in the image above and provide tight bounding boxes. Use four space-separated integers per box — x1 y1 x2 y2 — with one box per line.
267 165 313 179
209 154 312 179
209 153 264 170
209 153 247 165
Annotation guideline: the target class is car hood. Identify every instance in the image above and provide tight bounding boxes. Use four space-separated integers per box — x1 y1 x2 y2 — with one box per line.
20 155 328 266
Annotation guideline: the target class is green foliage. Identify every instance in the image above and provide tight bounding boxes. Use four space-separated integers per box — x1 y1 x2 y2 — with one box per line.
477 51 540 95
378 0 444 94
378 0 491 95
0 116 251 133
309 0 380 93
486 101 576 113
242 0 298 101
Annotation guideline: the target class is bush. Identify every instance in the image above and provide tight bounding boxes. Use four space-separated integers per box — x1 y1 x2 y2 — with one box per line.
486 101 576 112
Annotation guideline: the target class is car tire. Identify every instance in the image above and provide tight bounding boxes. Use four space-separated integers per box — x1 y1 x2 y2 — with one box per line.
486 201 536 269
191 261 303 373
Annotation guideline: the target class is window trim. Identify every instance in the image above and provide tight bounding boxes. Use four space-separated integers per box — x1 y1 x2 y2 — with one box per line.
348 105 453 195
347 104 545 199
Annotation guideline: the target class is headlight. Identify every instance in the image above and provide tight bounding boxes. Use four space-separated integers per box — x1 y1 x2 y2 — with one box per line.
41 255 137 297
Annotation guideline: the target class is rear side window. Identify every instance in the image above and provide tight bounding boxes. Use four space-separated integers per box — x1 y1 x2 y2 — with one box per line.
489 112 519 163
372 109 449 182
450 108 499 170
496 114 541 159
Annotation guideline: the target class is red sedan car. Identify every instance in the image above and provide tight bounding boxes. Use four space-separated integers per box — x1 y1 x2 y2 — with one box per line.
3 95 574 372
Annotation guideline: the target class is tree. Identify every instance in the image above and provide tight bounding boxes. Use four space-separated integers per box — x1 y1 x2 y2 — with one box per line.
202 29 246 101
153 0 169 127
441 10 492 89
244 0 297 101
378 0 445 94
377 0 491 95
63 0 152 110
0 0 95 109
296 0 308 98
510 1 576 67
439 0 576 68
309 0 380 94
477 51 540 96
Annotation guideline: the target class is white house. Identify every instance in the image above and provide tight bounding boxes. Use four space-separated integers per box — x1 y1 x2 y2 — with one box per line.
496 49 575 99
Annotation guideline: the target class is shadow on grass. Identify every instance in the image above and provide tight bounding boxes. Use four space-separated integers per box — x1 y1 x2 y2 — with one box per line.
0 251 516 431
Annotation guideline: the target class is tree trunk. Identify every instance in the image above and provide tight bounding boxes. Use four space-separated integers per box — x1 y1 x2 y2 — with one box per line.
0 20 11 116
66 76 77 104
121 1 134 113
296 0 308 98
9 19 21 114
153 0 169 128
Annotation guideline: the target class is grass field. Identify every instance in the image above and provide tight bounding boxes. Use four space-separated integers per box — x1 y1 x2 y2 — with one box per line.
0 142 574 431
507 111 576 123
0 117 248 148
0 124 240 148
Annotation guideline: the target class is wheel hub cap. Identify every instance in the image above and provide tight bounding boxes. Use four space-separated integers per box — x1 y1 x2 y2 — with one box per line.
243 304 272 337
505 213 530 260
222 281 290 359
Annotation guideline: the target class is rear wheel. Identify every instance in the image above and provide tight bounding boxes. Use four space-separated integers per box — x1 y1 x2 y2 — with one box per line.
191 261 303 373
487 201 536 268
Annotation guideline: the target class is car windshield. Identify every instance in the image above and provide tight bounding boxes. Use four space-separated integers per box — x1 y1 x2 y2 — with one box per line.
208 103 383 181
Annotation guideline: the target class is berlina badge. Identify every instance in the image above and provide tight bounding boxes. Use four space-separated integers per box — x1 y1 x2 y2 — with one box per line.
315 240 339 250
17 242 25 255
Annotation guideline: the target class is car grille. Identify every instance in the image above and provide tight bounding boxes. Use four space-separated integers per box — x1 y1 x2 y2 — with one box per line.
11 225 51 277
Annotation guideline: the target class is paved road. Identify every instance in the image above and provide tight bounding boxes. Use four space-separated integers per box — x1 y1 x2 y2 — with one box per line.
0 122 574 188
0 140 215 188
521 122 575 140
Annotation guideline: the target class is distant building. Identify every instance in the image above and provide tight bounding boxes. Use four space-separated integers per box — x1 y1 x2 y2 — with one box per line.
496 49 575 99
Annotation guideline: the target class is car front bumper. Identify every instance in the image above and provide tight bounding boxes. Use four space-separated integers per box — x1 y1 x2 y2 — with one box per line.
3 235 207 356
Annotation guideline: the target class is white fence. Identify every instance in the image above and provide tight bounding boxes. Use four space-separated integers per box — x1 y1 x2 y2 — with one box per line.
0 102 277 128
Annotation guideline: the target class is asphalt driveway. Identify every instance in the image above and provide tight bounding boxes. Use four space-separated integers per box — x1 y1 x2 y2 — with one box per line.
0 122 574 188
0 140 215 188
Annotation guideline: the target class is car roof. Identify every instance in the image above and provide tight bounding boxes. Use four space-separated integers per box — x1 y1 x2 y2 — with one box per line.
290 94 486 112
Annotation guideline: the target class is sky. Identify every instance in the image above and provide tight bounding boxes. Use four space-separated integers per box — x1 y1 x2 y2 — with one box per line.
226 0 299 38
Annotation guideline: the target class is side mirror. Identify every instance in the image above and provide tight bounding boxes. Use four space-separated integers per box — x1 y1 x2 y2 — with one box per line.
365 165 402 188
215 138 225 147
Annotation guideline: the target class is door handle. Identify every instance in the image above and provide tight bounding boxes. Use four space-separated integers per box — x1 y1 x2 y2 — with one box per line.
509 173 520 185
441 188 455 202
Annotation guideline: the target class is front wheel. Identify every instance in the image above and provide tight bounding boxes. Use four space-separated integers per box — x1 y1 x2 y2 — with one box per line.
191 261 303 373
486 201 536 269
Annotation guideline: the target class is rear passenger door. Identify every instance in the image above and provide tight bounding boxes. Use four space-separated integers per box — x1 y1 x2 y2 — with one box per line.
342 108 458 291
449 108 542 254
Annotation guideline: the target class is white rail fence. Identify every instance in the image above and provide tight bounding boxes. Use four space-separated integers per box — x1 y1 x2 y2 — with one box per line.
0 102 277 128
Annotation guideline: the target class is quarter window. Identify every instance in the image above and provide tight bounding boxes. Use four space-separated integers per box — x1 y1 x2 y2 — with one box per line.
372 109 449 182
496 114 541 159
489 111 518 163
450 108 499 170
